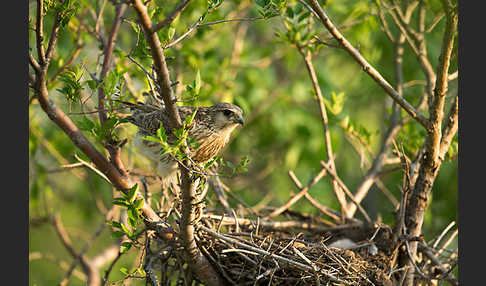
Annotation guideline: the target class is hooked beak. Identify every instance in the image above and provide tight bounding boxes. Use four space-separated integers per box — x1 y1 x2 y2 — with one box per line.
236 117 245 126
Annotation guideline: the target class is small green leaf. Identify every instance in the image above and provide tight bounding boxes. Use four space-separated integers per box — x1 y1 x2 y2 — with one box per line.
168 27 176 41
141 135 161 144
120 242 132 253
194 70 201 94
127 184 139 203
286 7 294 18
120 267 129 275
120 223 132 237
156 125 168 142
107 221 122 229
137 268 146 276
226 161 235 169
111 231 125 239
133 198 145 209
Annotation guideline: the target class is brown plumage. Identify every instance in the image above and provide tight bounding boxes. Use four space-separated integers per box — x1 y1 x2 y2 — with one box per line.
126 101 244 186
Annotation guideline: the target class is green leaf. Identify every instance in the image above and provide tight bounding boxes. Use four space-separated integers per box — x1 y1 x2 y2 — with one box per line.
120 242 132 253
168 27 176 41
120 223 132 237
194 70 201 94
323 91 345 115
111 231 125 239
141 135 161 144
157 125 168 142
86 79 99 90
137 268 146 276
286 7 294 18
120 267 129 275
112 200 130 207
127 207 139 224
107 221 122 229
127 216 137 229
226 161 235 169
133 198 145 209
127 184 139 204
76 116 95 131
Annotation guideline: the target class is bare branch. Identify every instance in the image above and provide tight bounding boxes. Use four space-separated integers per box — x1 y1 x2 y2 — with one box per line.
439 95 458 160
304 0 428 128
319 161 373 224
35 0 46 65
297 46 348 215
267 167 327 218
45 14 62 64
151 0 191 32
29 52 41 73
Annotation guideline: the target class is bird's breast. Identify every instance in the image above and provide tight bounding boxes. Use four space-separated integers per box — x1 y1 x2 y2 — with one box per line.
191 133 229 164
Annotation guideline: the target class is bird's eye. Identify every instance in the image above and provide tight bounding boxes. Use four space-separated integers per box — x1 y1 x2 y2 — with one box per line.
223 109 233 116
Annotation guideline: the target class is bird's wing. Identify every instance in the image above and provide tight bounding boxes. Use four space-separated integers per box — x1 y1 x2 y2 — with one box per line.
127 105 199 144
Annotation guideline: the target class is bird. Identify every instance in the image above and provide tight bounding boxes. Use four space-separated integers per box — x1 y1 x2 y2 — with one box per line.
125 100 244 189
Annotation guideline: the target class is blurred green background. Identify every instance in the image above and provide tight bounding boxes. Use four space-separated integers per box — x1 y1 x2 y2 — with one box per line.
29 0 457 284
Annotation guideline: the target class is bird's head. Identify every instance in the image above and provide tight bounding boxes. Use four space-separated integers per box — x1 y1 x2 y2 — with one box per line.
209 102 245 132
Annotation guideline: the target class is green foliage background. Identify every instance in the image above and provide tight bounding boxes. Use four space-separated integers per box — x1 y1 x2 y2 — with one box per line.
29 0 457 285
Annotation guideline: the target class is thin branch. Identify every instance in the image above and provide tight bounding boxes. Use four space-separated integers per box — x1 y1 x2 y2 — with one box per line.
74 153 112 183
267 167 327 218
164 15 261 49
426 11 445 33
297 46 348 215
304 0 428 128
288 170 343 223
197 17 263 27
448 71 458 81
45 14 62 64
132 0 182 128
346 4 413 216
29 52 41 73
439 96 458 160
97 3 127 126
204 214 362 232
35 0 46 65
151 0 191 32
319 161 373 224
52 214 94 285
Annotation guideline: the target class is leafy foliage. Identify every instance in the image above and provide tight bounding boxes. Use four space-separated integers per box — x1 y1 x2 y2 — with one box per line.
29 0 457 284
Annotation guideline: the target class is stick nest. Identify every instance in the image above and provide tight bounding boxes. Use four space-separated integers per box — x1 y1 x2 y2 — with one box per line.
194 214 395 286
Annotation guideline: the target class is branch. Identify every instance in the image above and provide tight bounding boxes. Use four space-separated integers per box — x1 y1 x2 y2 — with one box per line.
319 161 372 224
29 52 41 73
131 1 223 284
52 214 97 286
35 0 46 65
303 0 428 128
288 171 343 224
297 46 348 215
402 1 458 284
267 167 327 218
97 3 127 126
132 0 182 128
45 14 62 64
347 3 414 217
439 96 458 160
151 0 191 32
30 4 183 270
